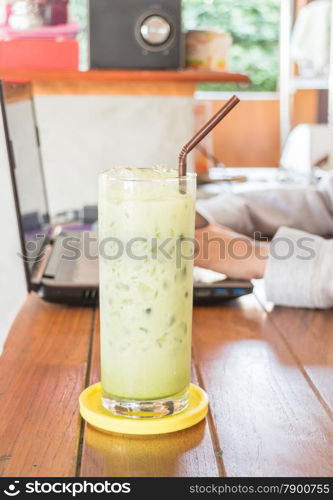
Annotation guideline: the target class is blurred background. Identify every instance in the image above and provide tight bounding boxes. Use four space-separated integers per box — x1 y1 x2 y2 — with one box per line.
0 0 332 347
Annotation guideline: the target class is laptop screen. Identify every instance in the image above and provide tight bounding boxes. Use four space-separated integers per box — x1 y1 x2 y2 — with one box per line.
1 82 50 282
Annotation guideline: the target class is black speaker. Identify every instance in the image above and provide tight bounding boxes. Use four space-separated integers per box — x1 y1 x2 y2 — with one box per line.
89 0 184 69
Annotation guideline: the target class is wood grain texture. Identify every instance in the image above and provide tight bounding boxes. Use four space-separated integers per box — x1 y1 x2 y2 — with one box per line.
266 307 333 415
0 69 250 84
0 293 95 477
1 289 332 477
254 281 333 416
79 313 220 477
192 295 333 477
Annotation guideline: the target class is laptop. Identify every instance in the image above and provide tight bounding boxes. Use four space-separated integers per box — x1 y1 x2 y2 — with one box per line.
2 81 253 305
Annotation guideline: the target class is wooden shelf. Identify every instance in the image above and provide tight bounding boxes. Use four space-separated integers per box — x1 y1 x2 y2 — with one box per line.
0 68 250 84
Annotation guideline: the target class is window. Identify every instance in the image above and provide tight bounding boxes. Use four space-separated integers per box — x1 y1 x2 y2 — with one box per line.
69 0 88 70
183 0 280 91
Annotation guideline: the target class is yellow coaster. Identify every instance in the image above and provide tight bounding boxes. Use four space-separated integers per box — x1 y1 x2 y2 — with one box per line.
79 382 208 435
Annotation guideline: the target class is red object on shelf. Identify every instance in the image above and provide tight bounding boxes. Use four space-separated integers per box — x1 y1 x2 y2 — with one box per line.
0 38 79 70
0 23 80 39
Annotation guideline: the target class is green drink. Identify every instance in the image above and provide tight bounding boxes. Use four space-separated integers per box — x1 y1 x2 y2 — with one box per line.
99 167 196 418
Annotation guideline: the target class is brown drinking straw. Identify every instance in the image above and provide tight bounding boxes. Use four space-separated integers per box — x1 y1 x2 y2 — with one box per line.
178 95 240 184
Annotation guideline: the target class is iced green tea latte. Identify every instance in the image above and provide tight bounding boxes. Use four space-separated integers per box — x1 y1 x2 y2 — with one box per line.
99 167 196 418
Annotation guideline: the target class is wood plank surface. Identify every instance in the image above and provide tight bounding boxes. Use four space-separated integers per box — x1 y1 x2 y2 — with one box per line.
267 307 333 414
0 69 250 84
0 293 95 477
192 295 333 477
254 282 333 415
1 290 332 477
79 313 220 477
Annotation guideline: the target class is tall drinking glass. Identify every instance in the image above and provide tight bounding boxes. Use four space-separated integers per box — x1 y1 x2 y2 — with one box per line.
99 167 196 418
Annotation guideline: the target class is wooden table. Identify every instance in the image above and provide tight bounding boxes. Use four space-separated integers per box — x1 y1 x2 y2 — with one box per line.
0 288 332 477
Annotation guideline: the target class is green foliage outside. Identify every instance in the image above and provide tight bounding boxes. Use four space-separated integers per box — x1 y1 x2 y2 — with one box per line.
69 0 88 70
70 0 280 90
183 0 280 91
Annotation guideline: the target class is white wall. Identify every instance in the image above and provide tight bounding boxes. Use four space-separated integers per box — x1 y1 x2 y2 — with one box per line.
34 94 194 216
0 111 27 353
